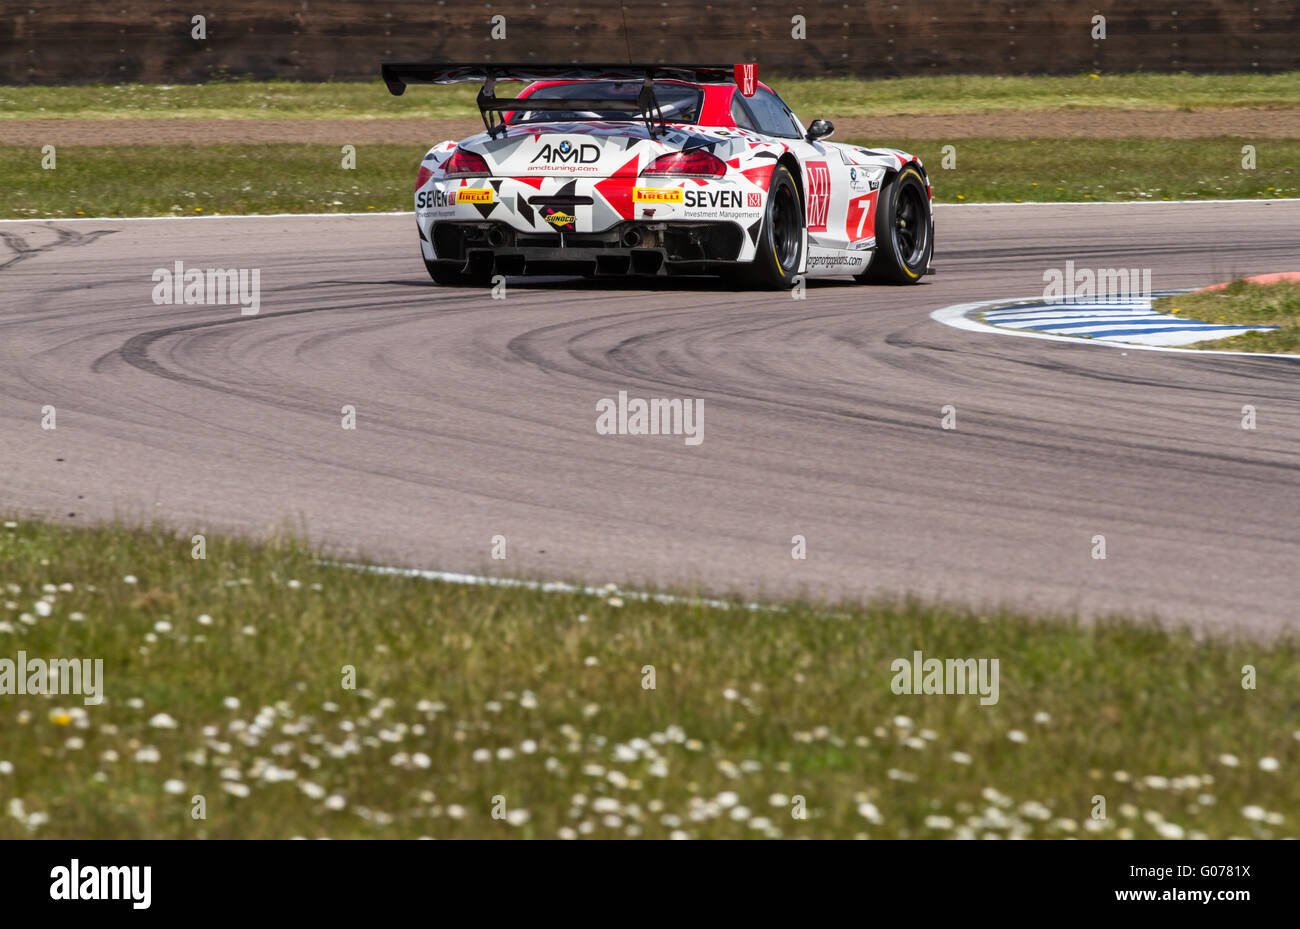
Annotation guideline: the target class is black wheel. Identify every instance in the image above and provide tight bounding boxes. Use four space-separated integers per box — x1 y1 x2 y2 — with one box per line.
856 164 932 285
742 164 804 290
424 259 489 286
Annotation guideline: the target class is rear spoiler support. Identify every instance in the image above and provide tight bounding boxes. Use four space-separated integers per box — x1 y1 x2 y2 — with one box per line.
476 75 503 138
636 74 666 140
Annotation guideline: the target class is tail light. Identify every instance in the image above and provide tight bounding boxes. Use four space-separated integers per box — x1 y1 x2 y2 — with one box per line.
444 148 490 177
641 150 727 178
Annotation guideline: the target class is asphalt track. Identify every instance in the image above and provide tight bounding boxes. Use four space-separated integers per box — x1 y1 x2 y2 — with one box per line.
2 201 1298 635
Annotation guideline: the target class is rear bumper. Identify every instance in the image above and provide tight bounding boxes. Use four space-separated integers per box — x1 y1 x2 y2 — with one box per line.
435 247 745 278
429 219 746 276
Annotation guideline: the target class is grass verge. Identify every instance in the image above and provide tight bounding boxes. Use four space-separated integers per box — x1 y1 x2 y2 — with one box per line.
3 73 1300 120
3 138 1297 219
870 138 1297 203
2 144 416 218
0 518 1297 839
1154 281 1300 353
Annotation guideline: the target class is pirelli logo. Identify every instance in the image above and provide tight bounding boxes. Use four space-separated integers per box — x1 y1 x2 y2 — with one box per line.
633 187 684 204
457 188 494 204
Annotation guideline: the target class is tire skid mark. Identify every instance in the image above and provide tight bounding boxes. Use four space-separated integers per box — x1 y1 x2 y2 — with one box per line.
0 226 117 271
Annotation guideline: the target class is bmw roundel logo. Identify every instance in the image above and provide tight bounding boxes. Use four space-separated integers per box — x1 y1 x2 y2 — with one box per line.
558 141 573 155
850 168 857 182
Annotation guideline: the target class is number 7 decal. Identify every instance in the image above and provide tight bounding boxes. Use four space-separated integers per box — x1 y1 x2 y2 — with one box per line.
846 194 877 243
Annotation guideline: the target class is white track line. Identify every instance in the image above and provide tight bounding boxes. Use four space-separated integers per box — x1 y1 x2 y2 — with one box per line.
325 561 775 612
2 199 1297 224
930 297 1300 359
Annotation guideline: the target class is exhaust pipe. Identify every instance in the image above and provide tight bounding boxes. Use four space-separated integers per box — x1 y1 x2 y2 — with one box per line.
486 226 507 247
621 227 642 248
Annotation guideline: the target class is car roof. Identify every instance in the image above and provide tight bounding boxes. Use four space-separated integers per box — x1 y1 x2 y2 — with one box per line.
514 79 779 129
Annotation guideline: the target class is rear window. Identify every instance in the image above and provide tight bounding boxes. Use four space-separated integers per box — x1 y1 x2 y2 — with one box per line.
509 81 703 125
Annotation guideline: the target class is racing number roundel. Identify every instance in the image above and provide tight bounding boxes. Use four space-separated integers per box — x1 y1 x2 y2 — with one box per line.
846 194 877 244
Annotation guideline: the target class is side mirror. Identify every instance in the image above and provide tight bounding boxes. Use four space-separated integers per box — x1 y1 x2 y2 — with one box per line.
806 119 834 142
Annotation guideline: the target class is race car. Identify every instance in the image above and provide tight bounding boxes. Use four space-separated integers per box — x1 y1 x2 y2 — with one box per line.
381 62 934 289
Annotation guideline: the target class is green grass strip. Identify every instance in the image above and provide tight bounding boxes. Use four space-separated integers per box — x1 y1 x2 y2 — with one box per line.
0 519 1296 839
3 138 1297 220
1154 281 1300 353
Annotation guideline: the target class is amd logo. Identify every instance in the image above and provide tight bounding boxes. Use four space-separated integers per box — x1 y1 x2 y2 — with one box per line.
530 141 600 165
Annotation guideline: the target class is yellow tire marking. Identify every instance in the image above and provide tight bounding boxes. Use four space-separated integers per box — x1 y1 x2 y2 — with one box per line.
771 166 794 278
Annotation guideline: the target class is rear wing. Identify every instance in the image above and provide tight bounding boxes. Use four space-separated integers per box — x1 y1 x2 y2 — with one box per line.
380 62 753 139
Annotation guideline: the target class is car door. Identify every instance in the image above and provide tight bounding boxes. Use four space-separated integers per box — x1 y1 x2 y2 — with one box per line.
734 87 858 253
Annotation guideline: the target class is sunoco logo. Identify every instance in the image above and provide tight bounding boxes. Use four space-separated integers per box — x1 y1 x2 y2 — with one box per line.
531 141 600 165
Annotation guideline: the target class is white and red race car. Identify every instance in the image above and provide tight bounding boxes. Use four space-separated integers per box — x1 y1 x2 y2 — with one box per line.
381 63 934 289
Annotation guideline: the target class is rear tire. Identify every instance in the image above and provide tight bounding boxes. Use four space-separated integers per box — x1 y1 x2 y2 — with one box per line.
741 164 804 290
856 164 932 285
